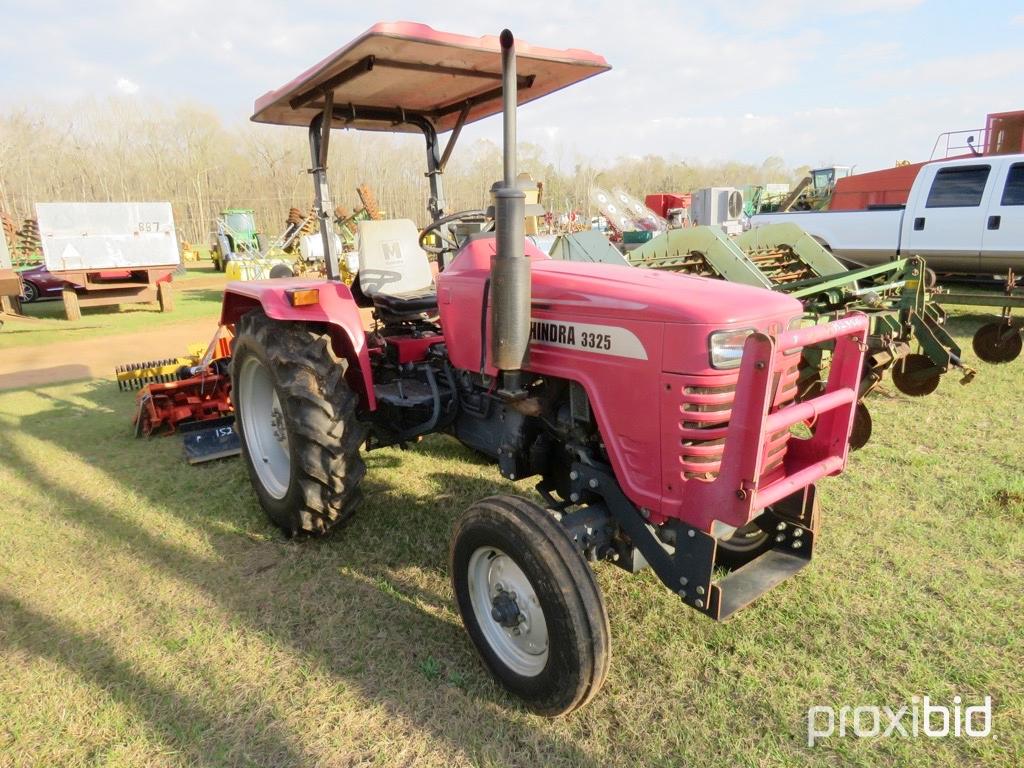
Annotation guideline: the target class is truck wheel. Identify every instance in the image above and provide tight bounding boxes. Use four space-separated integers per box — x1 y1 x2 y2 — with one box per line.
450 495 610 716
232 310 367 536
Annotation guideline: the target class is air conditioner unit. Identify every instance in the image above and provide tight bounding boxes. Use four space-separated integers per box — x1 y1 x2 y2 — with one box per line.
690 187 744 234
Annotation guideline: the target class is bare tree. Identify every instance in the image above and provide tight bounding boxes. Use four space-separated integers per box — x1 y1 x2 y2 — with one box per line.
0 99 807 245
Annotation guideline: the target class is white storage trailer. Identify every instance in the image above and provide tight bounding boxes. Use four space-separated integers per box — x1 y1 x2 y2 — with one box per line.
35 202 180 320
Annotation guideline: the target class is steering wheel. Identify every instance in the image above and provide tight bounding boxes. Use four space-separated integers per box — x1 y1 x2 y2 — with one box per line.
418 209 489 255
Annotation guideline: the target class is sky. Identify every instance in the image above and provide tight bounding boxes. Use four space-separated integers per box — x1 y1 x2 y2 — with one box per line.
1 0 1022 173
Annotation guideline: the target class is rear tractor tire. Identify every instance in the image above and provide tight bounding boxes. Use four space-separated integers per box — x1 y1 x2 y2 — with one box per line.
231 310 367 536
269 263 295 279
450 495 610 716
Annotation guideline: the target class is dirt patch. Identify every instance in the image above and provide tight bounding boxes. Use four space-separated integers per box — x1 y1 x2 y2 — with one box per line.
0 317 220 390
0 301 376 391
993 489 1024 509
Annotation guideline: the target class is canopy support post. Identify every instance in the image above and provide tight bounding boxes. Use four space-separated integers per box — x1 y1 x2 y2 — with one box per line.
309 93 341 282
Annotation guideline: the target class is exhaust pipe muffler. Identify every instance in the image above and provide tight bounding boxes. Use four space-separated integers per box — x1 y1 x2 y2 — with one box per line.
490 29 530 383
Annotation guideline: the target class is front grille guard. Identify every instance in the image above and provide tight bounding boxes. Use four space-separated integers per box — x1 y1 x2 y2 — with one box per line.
680 313 869 532
565 314 868 621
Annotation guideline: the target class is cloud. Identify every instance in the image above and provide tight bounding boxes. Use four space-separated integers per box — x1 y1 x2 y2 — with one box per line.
721 0 923 28
2 1 1019 174
116 77 140 95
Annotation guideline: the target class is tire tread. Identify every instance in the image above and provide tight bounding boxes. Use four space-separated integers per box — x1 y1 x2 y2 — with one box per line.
233 310 367 536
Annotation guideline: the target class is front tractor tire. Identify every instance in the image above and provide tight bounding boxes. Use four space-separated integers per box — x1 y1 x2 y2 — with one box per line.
232 311 366 536
450 496 610 716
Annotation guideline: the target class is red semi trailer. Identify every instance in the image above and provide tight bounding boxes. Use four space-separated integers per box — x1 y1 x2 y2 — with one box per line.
830 109 1024 211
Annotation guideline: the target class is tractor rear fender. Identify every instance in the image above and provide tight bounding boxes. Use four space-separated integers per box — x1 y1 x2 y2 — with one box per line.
220 279 376 410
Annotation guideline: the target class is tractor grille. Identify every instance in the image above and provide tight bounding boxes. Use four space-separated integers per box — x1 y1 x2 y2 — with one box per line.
675 356 801 483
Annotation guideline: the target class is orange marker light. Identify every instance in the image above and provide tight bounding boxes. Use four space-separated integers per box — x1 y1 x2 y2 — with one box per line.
286 288 320 307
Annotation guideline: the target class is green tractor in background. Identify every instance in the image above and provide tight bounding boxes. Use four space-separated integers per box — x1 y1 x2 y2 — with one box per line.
751 166 853 215
210 208 263 272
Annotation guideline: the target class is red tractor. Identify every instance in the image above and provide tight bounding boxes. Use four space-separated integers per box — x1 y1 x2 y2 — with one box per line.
220 23 868 715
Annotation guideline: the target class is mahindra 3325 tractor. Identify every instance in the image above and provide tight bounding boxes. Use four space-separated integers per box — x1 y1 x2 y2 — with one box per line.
220 23 869 715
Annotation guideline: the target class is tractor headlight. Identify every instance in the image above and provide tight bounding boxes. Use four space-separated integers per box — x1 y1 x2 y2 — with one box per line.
709 328 754 369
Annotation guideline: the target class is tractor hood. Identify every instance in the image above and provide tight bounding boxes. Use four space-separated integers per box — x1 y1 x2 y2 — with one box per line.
529 259 801 326
442 236 801 327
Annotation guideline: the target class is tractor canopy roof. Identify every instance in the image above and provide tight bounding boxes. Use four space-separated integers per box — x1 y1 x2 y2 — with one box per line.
251 21 610 133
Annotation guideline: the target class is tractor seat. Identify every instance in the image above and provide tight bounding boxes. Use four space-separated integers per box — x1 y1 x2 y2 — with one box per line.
370 287 437 317
357 218 437 320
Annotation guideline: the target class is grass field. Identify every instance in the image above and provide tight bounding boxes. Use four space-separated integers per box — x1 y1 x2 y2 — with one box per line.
0 311 1021 767
0 265 225 351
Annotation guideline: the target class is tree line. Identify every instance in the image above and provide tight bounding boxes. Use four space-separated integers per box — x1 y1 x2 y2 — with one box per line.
0 99 809 247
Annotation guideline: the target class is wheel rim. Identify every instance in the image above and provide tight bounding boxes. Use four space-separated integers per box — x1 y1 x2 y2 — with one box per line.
21 282 37 302
718 520 768 553
467 546 549 677
238 356 290 499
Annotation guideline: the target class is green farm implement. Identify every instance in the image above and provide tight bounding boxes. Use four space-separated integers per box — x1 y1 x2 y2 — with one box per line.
934 270 1024 365
623 222 972 448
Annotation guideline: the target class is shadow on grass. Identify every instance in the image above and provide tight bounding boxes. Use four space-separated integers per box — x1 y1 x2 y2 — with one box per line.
0 365 94 392
0 593 314 766
3 383 600 766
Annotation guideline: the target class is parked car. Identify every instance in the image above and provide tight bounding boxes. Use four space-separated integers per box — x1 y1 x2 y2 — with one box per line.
17 264 68 302
751 154 1024 276
17 265 172 303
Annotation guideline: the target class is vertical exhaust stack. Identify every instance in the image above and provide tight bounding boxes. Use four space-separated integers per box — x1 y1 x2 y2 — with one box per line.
490 29 530 390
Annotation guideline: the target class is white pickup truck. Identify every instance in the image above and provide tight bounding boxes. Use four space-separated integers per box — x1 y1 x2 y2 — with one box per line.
751 154 1024 276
